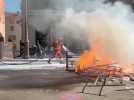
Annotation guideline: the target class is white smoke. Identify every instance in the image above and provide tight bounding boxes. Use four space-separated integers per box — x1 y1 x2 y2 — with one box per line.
85 2 134 64
29 0 134 64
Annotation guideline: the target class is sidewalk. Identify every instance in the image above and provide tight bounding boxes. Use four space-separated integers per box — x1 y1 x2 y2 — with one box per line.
0 58 66 70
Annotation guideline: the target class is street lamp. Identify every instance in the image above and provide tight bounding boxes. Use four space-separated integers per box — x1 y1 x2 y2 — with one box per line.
24 0 30 58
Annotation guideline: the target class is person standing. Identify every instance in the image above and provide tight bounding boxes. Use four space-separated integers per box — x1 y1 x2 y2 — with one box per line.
0 33 4 59
53 39 63 59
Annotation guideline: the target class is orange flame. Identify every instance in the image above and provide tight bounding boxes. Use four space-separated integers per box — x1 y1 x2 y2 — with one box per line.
75 39 112 73
75 50 96 73
75 40 134 75
121 64 134 74
75 50 112 73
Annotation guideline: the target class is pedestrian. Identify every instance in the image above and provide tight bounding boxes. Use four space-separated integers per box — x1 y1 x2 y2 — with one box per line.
0 32 4 59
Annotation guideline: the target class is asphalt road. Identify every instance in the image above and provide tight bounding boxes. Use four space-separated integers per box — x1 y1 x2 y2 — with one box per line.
0 69 81 88
0 68 134 100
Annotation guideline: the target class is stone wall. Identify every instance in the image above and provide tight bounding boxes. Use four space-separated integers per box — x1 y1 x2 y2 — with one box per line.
2 42 15 59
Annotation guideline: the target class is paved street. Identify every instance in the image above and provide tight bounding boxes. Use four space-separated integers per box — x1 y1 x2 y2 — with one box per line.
0 69 79 88
0 64 133 100
0 60 133 100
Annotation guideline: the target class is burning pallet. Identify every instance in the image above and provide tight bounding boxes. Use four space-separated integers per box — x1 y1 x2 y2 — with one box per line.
65 51 134 95
79 64 125 96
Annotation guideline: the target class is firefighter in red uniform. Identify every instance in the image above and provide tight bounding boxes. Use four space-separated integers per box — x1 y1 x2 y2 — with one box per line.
53 39 63 59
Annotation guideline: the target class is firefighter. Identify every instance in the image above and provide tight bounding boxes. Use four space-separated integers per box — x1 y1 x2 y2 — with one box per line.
53 39 63 59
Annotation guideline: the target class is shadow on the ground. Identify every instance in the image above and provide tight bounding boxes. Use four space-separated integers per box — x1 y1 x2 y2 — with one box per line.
0 69 95 90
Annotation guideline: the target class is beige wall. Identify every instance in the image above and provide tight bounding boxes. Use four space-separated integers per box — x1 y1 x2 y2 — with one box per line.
0 0 5 40
0 0 5 59
0 16 5 39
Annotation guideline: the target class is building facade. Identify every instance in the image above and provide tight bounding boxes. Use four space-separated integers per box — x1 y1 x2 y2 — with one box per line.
0 0 5 40
0 0 5 58
5 12 22 56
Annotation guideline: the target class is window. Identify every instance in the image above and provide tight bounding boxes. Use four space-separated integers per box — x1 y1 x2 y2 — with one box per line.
10 26 14 31
16 20 20 24
8 35 16 42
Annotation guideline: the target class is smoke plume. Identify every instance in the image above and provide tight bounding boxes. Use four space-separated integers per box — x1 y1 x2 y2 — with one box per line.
29 0 134 64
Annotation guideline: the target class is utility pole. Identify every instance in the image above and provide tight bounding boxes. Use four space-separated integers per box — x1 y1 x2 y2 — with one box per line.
24 0 30 58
